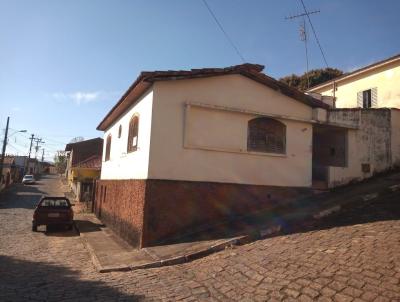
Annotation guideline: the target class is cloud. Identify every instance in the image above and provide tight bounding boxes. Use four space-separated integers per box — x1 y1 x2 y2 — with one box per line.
70 91 100 105
51 91 120 105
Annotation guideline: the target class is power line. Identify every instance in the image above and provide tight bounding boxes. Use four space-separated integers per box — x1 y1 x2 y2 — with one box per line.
299 0 329 67
201 0 245 63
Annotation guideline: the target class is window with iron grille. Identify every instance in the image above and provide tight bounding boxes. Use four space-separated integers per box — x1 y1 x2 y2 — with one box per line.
127 115 139 153
105 134 112 161
247 117 286 154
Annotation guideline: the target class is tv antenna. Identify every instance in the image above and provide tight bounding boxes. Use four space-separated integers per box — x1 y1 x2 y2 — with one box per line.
285 9 320 89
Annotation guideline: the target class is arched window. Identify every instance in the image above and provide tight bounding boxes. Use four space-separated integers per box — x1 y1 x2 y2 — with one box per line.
118 125 122 138
127 114 139 153
247 117 286 154
105 134 112 161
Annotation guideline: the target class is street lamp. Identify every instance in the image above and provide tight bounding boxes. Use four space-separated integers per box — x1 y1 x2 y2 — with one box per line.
9 129 27 137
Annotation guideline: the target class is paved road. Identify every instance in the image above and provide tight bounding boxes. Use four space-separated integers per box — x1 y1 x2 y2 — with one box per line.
0 174 399 301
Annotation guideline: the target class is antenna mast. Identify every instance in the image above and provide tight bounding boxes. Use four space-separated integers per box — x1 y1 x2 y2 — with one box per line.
285 9 320 89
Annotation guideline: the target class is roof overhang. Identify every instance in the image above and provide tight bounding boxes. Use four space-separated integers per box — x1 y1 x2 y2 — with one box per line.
97 64 330 131
308 53 400 92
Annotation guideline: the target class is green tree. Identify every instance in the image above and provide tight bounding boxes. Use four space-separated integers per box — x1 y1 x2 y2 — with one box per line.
280 68 344 91
54 151 67 174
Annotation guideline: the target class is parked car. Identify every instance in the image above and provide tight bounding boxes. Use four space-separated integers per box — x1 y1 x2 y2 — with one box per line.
32 196 74 231
22 174 35 185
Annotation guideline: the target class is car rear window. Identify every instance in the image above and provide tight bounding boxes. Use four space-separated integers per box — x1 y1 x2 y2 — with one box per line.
40 199 70 207
25 176 33 179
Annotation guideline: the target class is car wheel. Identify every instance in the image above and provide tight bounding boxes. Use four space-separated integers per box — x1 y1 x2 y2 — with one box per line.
32 224 37 232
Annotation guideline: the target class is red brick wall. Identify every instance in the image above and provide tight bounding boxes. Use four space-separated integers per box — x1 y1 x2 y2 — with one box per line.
94 179 312 248
142 180 312 246
94 179 146 247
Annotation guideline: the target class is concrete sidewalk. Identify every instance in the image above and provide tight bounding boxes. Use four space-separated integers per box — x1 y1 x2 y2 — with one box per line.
75 214 246 273
75 171 400 273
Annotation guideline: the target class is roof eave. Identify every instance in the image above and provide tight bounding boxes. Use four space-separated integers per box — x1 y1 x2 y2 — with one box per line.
308 53 400 92
96 79 152 131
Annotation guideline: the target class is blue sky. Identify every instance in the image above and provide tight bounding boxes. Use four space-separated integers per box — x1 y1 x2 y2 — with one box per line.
1 0 400 161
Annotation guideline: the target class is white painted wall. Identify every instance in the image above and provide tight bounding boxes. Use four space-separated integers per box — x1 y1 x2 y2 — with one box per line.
100 89 153 180
148 74 314 187
312 61 400 109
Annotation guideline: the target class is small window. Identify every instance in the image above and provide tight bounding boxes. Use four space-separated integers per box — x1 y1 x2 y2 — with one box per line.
118 125 122 138
357 88 377 108
247 117 286 154
105 134 112 161
127 115 139 153
363 89 372 108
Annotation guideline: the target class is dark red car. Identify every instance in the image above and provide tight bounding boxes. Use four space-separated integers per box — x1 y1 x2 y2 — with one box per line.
32 196 74 231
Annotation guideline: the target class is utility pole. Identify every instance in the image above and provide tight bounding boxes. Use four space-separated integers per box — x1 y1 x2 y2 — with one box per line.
0 117 10 183
26 134 35 175
33 138 44 174
285 9 320 89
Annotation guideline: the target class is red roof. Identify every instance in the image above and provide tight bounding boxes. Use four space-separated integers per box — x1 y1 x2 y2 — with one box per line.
75 155 102 170
65 138 103 167
97 63 329 131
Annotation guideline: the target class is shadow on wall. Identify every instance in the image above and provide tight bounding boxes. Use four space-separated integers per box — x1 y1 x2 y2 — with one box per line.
0 255 144 301
101 210 142 247
159 187 400 246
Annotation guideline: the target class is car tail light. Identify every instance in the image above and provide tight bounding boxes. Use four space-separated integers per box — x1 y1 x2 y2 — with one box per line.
33 211 37 219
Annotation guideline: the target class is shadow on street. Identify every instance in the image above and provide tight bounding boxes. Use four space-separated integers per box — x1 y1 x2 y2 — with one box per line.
0 255 144 301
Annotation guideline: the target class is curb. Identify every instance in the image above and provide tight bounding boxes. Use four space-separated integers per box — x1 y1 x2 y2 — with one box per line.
78 182 399 273
76 220 247 273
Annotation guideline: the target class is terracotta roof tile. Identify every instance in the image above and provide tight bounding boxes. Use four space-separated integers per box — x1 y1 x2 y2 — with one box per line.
65 138 103 167
75 155 102 170
97 63 329 131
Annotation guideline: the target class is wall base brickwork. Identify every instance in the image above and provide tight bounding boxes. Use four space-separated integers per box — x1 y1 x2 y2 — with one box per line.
94 179 312 248
94 179 146 247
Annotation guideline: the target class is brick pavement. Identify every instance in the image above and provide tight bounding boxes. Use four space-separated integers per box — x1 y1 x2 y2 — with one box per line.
0 174 399 301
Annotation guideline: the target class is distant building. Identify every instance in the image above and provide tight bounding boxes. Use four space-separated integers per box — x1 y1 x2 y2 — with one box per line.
65 138 103 202
307 53 400 109
1 156 16 191
27 158 39 175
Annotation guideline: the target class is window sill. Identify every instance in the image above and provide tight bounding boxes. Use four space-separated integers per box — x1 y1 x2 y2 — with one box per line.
184 144 287 158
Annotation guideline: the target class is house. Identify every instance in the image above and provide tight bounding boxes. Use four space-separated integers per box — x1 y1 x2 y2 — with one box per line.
0 156 16 191
13 156 28 181
94 63 399 248
65 138 103 202
27 158 39 175
307 53 400 109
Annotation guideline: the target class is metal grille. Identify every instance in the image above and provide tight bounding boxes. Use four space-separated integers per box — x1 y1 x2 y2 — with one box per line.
247 117 286 154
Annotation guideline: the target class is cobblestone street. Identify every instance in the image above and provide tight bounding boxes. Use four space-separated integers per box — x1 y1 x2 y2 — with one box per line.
0 175 399 301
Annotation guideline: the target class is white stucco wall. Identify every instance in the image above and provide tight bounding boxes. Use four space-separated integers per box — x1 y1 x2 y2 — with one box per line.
313 61 400 109
148 74 314 187
100 89 153 180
